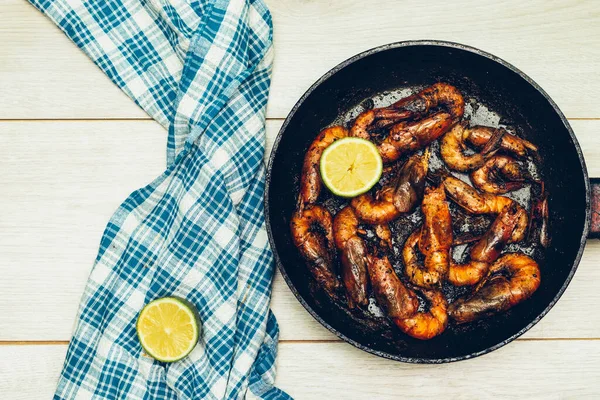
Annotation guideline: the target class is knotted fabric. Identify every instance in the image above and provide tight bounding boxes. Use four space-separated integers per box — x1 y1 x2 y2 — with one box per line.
29 0 289 398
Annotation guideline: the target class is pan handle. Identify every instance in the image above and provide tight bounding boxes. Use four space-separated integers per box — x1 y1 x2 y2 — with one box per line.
590 178 600 239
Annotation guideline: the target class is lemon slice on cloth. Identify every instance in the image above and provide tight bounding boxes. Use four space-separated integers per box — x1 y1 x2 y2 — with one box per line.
320 137 383 198
136 297 200 362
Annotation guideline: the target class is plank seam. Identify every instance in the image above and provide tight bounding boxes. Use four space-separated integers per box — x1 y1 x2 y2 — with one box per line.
0 118 598 122
1 338 599 346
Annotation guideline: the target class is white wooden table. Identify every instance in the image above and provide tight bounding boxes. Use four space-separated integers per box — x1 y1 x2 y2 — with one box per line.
1 1 600 398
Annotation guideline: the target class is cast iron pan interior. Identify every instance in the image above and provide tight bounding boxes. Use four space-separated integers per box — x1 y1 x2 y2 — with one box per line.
265 41 590 363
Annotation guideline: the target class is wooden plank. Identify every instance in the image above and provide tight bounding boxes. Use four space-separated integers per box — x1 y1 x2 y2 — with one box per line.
1 120 600 341
1 0 599 119
1 341 600 399
0 0 147 120
0 345 66 399
277 341 600 399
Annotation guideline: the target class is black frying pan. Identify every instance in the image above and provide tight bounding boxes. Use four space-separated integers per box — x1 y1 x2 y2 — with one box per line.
265 40 596 363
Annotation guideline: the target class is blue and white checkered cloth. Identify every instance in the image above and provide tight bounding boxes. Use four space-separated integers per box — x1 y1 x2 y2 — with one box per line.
29 0 290 398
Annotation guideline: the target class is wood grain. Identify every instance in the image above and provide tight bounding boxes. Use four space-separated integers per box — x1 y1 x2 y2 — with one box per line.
2 1 599 397
1 0 599 119
1 342 600 399
1 120 600 342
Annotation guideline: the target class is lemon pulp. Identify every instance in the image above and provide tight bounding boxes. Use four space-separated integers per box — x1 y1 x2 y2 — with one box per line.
136 297 200 362
320 137 383 198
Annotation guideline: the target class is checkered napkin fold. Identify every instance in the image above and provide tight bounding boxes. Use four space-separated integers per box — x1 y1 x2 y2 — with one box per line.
30 0 290 398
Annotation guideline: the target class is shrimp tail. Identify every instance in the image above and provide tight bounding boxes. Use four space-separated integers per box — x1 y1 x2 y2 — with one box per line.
522 138 539 153
340 237 369 308
392 149 430 213
500 181 527 192
479 127 505 156
426 165 452 186
453 232 484 245
529 192 550 247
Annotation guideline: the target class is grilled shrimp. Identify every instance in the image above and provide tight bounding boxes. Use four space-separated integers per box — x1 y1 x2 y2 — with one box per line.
443 176 527 243
440 122 504 172
351 186 400 224
290 205 340 297
448 204 527 286
377 112 454 163
392 82 465 121
449 253 541 324
394 288 448 340
443 176 514 214
393 150 430 213
367 255 418 320
351 108 412 140
333 206 369 308
470 155 530 194
403 229 443 288
470 203 529 263
403 185 452 288
351 82 463 141
448 260 489 286
419 185 453 282
352 151 430 224
466 126 538 158
299 126 348 208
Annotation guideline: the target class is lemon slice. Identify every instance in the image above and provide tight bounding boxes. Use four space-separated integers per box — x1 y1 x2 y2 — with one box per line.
320 137 383 197
136 297 200 362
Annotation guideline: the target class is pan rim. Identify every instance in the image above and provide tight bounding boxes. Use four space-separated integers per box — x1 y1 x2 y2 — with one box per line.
264 39 591 364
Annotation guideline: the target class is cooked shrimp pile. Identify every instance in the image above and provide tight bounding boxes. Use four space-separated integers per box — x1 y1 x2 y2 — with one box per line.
290 83 548 340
